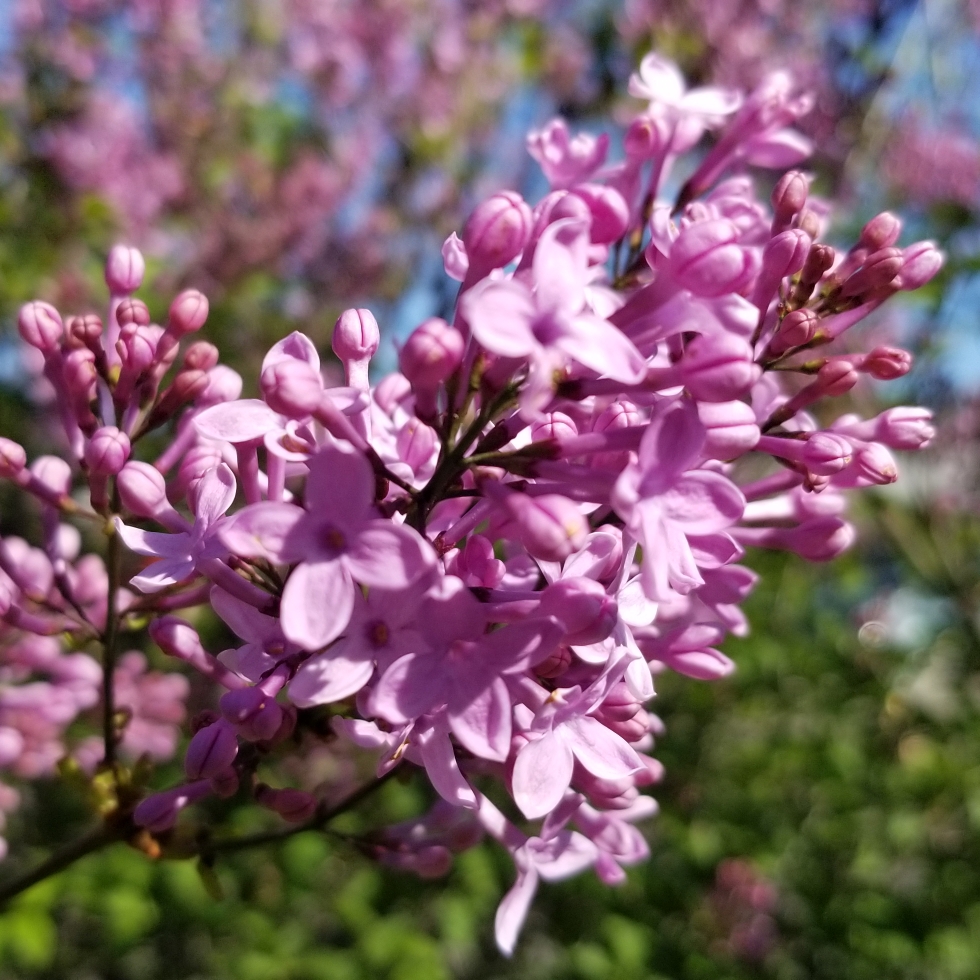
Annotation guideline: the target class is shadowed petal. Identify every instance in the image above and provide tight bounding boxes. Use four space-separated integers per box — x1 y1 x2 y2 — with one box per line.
280 560 354 650
512 730 574 819
449 677 512 762
345 521 435 589
288 640 375 706
495 865 539 957
219 503 306 562
564 715 643 780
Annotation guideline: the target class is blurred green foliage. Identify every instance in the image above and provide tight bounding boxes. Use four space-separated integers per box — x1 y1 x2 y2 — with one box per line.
1 502 978 980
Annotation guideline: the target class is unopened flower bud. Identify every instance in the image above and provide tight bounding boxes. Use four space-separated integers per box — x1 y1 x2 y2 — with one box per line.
752 228 811 309
66 313 103 350
681 334 761 401
538 577 618 645
31 455 72 497
624 114 668 159
442 232 468 281
116 298 151 328
670 219 753 297
396 418 437 473
399 318 464 391
531 412 577 443
333 308 380 362
874 407 935 450
784 517 856 561
462 191 533 277
859 346 912 380
502 491 588 563
220 687 283 742
182 341 220 372
168 289 209 335
569 184 630 244
897 242 943 290
533 644 573 679
767 308 818 356
840 247 903 298
698 400 760 459
260 358 323 417
0 438 27 478
134 781 210 833
858 211 901 251
846 443 898 486
118 462 170 518
770 170 808 231
795 208 821 239
84 427 131 476
210 767 240 798
185 721 239 780
18 301 63 351
801 432 853 475
105 245 145 294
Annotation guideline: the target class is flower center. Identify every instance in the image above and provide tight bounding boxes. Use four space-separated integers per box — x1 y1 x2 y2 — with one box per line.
317 524 347 557
367 620 390 648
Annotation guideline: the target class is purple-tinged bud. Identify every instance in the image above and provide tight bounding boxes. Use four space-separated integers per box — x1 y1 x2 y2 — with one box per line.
182 341 220 372
506 492 588 563
134 781 211 833
815 359 860 397
0 438 27 479
396 418 437 474
333 308 380 362
770 170 808 231
185 721 239 780
150 617 205 665
255 785 317 823
18 301 63 351
593 683 648 741
840 247 903 298
198 366 243 407
220 687 283 742
874 407 935 450
116 323 158 373
84 427 131 476
174 445 224 502
548 193 592 226
858 212 901 251
800 243 834 285
462 191 533 277
801 432 853 475
593 400 641 433
146 369 209 429
116 298 151 328
569 184 630 244
379 845 454 879
531 412 577 443
260 358 323 418
538 577 618 645
105 245 145 294
168 289 209 335
767 308 818 356
897 242 944 290
698 400 760 459
669 219 754 297
859 346 912 380
375 373 412 414
681 334 761 401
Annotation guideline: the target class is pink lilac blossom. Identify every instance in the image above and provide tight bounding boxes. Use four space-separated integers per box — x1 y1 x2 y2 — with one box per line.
0 56 941 956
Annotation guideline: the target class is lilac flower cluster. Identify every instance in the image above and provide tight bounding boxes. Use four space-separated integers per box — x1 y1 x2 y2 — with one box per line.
0 55 940 953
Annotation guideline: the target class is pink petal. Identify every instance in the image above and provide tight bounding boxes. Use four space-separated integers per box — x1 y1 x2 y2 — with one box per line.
288 643 375 706
462 279 538 359
660 471 745 534
564 715 643 780
192 463 237 526
530 830 599 880
681 86 742 118
554 313 647 384
114 520 189 559
130 557 197 593
532 219 589 316
495 866 539 957
629 53 685 105
449 677 512 762
512 730 574 819
210 586 278 644
661 647 735 680
637 400 706 487
219 502 305 562
304 446 375 530
345 520 435 589
744 129 813 168
369 652 450 724
419 727 478 810
262 331 320 372
280 560 354 650
194 400 282 443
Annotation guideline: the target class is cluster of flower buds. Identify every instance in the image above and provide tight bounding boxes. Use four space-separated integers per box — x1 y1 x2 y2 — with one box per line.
0 55 938 953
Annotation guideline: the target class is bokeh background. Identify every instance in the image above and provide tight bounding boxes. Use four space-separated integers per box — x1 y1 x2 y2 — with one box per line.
1 0 980 977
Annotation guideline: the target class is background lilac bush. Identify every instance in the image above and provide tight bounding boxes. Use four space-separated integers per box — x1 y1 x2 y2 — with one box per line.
0 1 977 978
